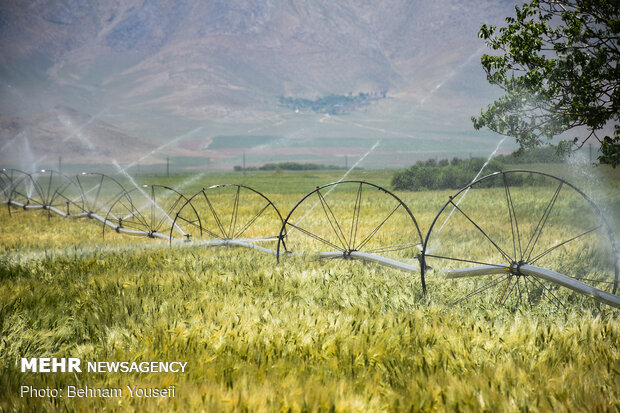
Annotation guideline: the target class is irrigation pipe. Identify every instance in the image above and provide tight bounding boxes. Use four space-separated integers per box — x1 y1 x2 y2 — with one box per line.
442 264 620 308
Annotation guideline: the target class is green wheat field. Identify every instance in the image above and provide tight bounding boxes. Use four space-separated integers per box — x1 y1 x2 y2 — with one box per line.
1 166 619 412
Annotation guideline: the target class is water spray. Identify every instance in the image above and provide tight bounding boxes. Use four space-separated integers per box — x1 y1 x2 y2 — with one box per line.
434 136 507 237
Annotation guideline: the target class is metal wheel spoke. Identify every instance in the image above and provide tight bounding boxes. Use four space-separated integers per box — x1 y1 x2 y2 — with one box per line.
120 198 144 223
424 253 508 269
234 203 270 239
162 196 185 230
55 192 80 214
529 225 601 265
153 195 184 233
202 191 228 238
499 276 518 306
175 214 203 231
529 277 566 310
53 192 72 204
515 277 523 306
287 222 345 252
523 277 534 309
120 195 139 219
228 186 241 239
122 206 149 228
120 221 151 232
15 190 42 205
503 173 522 260
130 210 150 229
149 187 155 231
349 183 363 250
120 198 149 228
75 176 87 209
448 199 513 263
105 210 121 221
45 172 53 202
523 182 562 262
52 181 74 206
317 190 349 250
356 203 401 252
113 220 150 232
198 226 225 240
122 207 139 221
497 275 512 304
34 182 45 203
364 242 422 254
94 174 104 208
453 274 510 305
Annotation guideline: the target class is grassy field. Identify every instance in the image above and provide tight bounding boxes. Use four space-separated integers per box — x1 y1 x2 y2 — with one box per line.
1 166 619 412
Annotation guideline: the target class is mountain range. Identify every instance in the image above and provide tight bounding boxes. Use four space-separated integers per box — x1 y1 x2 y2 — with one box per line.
0 0 518 170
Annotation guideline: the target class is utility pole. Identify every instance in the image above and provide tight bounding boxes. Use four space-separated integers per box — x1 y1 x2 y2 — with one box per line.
345 155 348 169
243 152 246 176
58 156 62 174
166 156 170 177
589 144 592 163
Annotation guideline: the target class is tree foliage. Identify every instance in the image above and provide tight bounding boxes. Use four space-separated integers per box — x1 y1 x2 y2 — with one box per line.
392 156 554 192
392 158 505 191
472 0 619 166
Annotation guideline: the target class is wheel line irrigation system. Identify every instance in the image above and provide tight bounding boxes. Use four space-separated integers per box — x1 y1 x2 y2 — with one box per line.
1 167 618 309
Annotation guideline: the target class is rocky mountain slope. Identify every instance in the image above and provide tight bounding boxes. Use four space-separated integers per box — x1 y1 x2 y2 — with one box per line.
0 0 517 169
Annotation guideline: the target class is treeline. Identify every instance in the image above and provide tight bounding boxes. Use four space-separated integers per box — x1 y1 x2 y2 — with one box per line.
234 162 344 172
392 158 502 191
392 157 547 191
392 146 566 191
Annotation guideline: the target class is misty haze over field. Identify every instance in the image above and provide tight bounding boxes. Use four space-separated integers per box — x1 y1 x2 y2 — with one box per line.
0 0 521 172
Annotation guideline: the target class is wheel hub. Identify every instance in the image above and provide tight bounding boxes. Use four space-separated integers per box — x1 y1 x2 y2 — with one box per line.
509 260 526 277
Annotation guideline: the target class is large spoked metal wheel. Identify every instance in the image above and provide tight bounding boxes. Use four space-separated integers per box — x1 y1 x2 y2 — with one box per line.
71 173 128 222
103 185 192 241
170 184 284 253
422 170 619 309
277 181 424 285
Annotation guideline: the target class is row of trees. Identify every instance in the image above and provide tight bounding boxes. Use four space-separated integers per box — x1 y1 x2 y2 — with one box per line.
391 156 550 191
234 162 343 172
391 158 505 191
